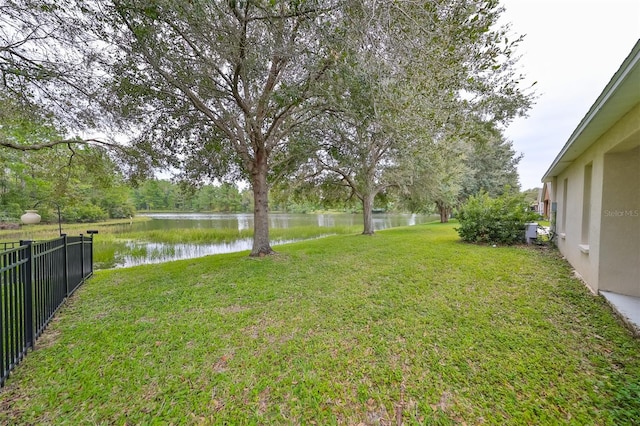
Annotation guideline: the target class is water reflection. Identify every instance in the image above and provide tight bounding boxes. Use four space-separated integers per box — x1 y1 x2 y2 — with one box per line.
237 215 250 231
114 237 321 268
317 214 335 228
131 212 425 233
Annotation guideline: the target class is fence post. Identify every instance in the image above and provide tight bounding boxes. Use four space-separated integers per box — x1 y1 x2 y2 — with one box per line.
79 234 84 279
90 235 93 276
19 240 34 350
86 230 98 278
62 234 69 297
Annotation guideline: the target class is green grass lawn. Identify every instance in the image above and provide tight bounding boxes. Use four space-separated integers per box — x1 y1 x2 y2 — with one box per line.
1 223 638 424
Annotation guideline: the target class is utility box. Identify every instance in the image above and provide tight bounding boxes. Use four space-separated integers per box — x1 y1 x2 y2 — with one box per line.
525 222 538 244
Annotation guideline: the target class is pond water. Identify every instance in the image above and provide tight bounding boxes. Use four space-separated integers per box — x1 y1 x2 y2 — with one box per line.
97 212 435 269
117 212 426 232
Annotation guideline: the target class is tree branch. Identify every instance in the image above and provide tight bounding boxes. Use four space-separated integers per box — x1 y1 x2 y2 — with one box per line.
0 137 120 151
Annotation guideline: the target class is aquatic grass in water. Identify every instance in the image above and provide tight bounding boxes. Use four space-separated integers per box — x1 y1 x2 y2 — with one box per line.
115 227 254 244
113 224 361 244
93 225 367 268
95 232 343 268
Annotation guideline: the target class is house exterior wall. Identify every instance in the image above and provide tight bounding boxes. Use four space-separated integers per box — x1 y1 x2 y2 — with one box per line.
554 103 640 294
599 146 640 296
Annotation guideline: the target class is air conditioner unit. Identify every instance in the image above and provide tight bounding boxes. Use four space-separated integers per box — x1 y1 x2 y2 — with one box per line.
525 222 538 244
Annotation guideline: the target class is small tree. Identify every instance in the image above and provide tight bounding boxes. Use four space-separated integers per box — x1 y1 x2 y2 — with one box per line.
456 191 539 245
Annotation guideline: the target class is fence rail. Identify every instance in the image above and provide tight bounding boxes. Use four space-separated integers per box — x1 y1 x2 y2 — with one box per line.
1 234 94 387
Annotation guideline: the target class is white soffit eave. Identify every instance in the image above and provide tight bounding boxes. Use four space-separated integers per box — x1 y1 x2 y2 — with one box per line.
542 39 640 182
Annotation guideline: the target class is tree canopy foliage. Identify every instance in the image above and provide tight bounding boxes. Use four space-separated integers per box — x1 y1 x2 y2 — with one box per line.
0 90 135 222
1 0 535 250
0 144 135 223
278 1 533 231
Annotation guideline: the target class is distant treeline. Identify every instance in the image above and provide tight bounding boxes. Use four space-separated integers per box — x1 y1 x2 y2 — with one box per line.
132 180 253 213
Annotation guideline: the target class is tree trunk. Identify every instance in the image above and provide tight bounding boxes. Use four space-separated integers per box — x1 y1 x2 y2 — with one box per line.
250 149 275 257
362 192 375 235
437 202 450 223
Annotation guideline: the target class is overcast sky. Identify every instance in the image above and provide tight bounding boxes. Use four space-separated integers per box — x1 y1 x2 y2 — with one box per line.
499 0 640 190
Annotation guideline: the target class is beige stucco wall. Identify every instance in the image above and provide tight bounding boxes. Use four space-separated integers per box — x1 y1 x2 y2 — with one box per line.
599 146 640 296
553 102 640 295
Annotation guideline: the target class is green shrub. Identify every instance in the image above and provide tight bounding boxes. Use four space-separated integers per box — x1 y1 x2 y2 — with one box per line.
0 203 23 221
104 202 135 219
62 204 108 223
456 191 539 244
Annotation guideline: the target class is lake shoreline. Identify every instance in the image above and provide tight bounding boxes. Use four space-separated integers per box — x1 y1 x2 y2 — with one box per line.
5 212 439 269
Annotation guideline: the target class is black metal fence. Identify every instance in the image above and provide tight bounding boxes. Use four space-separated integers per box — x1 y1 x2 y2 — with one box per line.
0 234 94 387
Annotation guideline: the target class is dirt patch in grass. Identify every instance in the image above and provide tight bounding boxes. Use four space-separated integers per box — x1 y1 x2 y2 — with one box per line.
34 326 62 350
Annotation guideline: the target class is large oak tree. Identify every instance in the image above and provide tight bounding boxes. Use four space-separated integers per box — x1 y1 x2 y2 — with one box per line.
3 0 345 255
104 1 345 256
